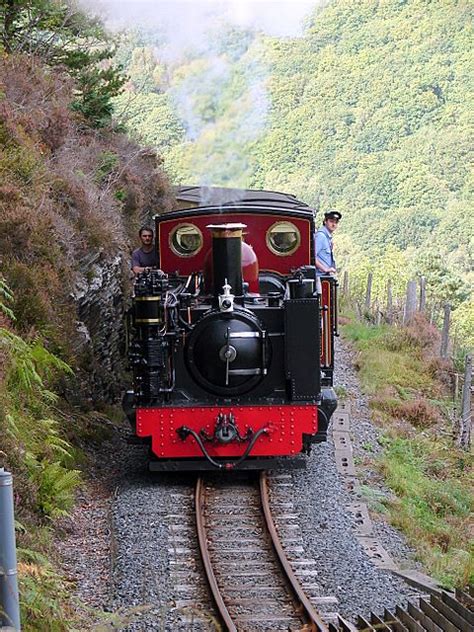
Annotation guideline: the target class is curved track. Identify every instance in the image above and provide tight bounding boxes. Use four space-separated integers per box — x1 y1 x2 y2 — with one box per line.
195 472 330 632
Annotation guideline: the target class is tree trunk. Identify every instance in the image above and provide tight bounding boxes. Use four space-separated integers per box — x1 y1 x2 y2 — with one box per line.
419 276 426 312
365 272 373 312
2 0 19 53
403 280 417 324
386 279 393 324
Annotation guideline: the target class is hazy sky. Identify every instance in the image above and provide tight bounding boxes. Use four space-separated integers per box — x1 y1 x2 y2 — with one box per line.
81 0 323 39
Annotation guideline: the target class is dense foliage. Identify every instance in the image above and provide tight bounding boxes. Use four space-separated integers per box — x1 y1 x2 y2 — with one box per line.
114 0 473 349
0 278 79 628
0 5 173 625
0 0 126 126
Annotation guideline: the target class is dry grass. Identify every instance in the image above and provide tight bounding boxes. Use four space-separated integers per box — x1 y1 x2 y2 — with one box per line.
0 54 175 342
372 396 443 430
342 314 473 587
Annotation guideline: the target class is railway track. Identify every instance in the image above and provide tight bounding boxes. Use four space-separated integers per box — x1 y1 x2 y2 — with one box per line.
194 472 473 632
195 472 339 631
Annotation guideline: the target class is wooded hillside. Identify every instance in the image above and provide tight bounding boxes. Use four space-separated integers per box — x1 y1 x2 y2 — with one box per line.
114 0 473 350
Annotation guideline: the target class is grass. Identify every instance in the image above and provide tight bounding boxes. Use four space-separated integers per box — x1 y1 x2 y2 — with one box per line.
379 436 473 586
343 321 435 395
342 313 473 587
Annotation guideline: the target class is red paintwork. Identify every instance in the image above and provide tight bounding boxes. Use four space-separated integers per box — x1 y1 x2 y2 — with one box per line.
241 241 259 292
157 213 312 276
320 278 332 367
136 404 318 458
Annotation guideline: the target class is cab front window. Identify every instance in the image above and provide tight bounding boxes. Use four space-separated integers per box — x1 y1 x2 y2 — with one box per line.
266 221 300 255
170 223 203 257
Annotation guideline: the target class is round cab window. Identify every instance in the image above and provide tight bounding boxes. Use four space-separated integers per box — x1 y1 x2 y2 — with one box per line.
170 223 203 257
266 221 300 256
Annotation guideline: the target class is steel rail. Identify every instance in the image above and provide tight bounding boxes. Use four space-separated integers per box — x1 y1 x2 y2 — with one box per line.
259 471 331 632
195 476 237 632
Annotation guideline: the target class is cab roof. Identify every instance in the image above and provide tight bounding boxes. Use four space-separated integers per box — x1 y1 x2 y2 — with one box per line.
174 185 313 212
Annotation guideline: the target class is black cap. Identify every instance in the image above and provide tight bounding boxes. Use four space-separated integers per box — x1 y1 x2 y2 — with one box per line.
324 210 342 221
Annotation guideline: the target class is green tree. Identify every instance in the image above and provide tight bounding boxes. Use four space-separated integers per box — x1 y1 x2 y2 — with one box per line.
0 0 126 126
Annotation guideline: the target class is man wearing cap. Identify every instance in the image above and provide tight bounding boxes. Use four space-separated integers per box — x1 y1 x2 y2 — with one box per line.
315 210 342 276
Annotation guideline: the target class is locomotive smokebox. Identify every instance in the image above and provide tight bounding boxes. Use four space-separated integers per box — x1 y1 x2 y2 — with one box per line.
207 223 246 297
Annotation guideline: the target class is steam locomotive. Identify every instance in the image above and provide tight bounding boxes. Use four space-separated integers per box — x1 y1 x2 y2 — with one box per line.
123 186 338 470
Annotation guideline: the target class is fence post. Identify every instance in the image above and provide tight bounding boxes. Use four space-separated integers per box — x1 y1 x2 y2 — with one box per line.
386 280 393 324
458 354 472 450
0 468 21 631
419 276 426 313
375 303 382 326
365 272 373 312
403 280 417 324
440 304 451 358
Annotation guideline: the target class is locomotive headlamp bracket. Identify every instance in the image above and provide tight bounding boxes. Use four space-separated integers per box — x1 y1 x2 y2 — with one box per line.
219 279 234 312
200 412 252 444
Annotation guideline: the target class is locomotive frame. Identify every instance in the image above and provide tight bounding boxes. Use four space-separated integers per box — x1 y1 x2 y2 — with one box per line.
124 186 338 471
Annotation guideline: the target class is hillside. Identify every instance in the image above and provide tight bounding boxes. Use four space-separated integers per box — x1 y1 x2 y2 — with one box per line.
0 19 173 627
114 0 473 349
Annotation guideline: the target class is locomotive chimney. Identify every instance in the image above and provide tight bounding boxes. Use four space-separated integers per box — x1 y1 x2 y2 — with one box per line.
207 223 246 297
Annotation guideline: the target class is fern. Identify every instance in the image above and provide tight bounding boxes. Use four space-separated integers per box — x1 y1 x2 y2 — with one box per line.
0 281 81 627
0 297 80 520
0 330 72 401
41 419 74 459
36 462 81 519
0 276 15 320
17 544 71 630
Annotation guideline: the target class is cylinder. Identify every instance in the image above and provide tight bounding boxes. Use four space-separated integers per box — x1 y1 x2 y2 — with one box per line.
207 223 246 297
0 468 21 631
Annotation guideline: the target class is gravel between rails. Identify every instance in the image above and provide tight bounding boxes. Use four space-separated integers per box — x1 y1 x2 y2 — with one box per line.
59 337 424 630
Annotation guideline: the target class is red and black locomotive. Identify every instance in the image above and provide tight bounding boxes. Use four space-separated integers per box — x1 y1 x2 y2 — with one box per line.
124 186 338 470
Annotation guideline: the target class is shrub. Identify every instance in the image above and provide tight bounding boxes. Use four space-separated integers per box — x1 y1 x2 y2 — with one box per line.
383 314 441 354
373 397 442 429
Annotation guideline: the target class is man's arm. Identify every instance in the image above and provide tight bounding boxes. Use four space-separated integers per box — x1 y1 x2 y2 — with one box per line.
131 251 147 276
315 259 336 274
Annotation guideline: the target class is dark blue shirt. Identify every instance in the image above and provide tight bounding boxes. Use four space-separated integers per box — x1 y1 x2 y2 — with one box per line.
131 247 159 270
